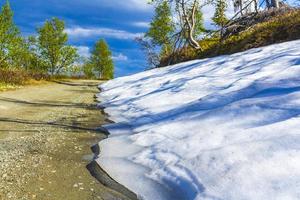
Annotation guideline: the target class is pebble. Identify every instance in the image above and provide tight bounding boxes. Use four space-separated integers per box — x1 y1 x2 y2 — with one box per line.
0 82 117 199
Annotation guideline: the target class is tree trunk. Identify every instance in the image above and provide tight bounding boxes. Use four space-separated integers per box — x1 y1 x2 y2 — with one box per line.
179 0 202 50
189 0 202 50
254 0 258 13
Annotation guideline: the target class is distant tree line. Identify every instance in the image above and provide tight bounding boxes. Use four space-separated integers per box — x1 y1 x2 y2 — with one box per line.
0 1 114 80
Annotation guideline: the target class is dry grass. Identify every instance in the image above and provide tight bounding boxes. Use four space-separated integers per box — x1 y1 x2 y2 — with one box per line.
161 8 300 66
0 68 50 91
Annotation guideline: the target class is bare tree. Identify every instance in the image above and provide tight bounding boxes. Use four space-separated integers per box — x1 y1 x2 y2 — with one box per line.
135 37 160 69
175 0 202 50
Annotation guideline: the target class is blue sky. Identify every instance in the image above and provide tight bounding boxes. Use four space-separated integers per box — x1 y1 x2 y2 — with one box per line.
3 0 230 77
5 0 154 77
6 0 292 77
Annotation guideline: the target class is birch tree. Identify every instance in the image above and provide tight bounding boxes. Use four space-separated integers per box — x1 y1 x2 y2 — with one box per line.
149 0 206 50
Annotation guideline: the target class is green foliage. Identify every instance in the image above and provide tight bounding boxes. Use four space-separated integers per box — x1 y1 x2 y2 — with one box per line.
37 18 79 75
26 36 48 72
0 1 21 68
9 38 37 70
160 43 173 59
194 7 206 37
161 9 300 66
89 39 114 80
146 1 174 47
143 1 175 68
83 62 96 79
145 0 206 68
0 1 95 86
212 0 228 28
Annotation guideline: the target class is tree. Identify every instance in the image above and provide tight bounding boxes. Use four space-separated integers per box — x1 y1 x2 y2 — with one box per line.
37 18 79 75
174 0 205 50
142 0 206 68
9 38 33 70
212 0 228 38
83 62 96 79
212 0 228 29
89 39 114 80
266 0 279 8
135 37 160 68
148 0 206 50
193 7 205 37
146 1 174 48
140 1 174 68
0 0 21 68
25 36 48 72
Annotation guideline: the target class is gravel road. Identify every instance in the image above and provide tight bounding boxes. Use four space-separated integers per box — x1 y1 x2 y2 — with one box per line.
0 80 133 200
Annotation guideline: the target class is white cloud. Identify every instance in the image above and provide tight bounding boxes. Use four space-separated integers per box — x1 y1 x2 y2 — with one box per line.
75 46 128 62
100 0 152 11
66 27 143 40
76 46 90 58
113 53 128 61
132 21 150 28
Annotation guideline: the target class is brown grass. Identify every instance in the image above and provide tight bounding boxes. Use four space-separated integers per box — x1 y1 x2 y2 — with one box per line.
161 8 300 66
0 68 50 91
0 68 50 84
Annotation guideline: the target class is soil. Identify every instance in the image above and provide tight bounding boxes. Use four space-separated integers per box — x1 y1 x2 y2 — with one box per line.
0 80 135 200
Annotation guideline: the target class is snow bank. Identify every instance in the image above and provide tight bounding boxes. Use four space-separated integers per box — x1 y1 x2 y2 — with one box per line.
96 40 300 200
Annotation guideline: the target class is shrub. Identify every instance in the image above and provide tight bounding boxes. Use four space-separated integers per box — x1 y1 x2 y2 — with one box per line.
161 9 300 66
0 68 49 85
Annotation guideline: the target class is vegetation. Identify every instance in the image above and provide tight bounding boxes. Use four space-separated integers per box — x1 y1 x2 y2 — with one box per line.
146 1 174 52
84 39 114 80
212 0 228 29
160 8 300 66
36 18 79 75
0 1 22 68
139 0 205 67
0 1 116 91
137 1 174 68
143 0 300 67
0 68 49 91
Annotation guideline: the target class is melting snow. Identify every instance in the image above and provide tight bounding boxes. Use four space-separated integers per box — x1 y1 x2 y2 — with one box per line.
96 40 300 200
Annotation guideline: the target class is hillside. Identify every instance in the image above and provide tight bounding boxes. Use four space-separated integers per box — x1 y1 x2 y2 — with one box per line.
96 40 300 200
161 8 300 66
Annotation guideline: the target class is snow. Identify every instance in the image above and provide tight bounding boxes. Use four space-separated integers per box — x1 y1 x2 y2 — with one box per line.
96 40 300 200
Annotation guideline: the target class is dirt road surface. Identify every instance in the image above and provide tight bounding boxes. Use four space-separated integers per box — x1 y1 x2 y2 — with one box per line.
0 80 132 200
